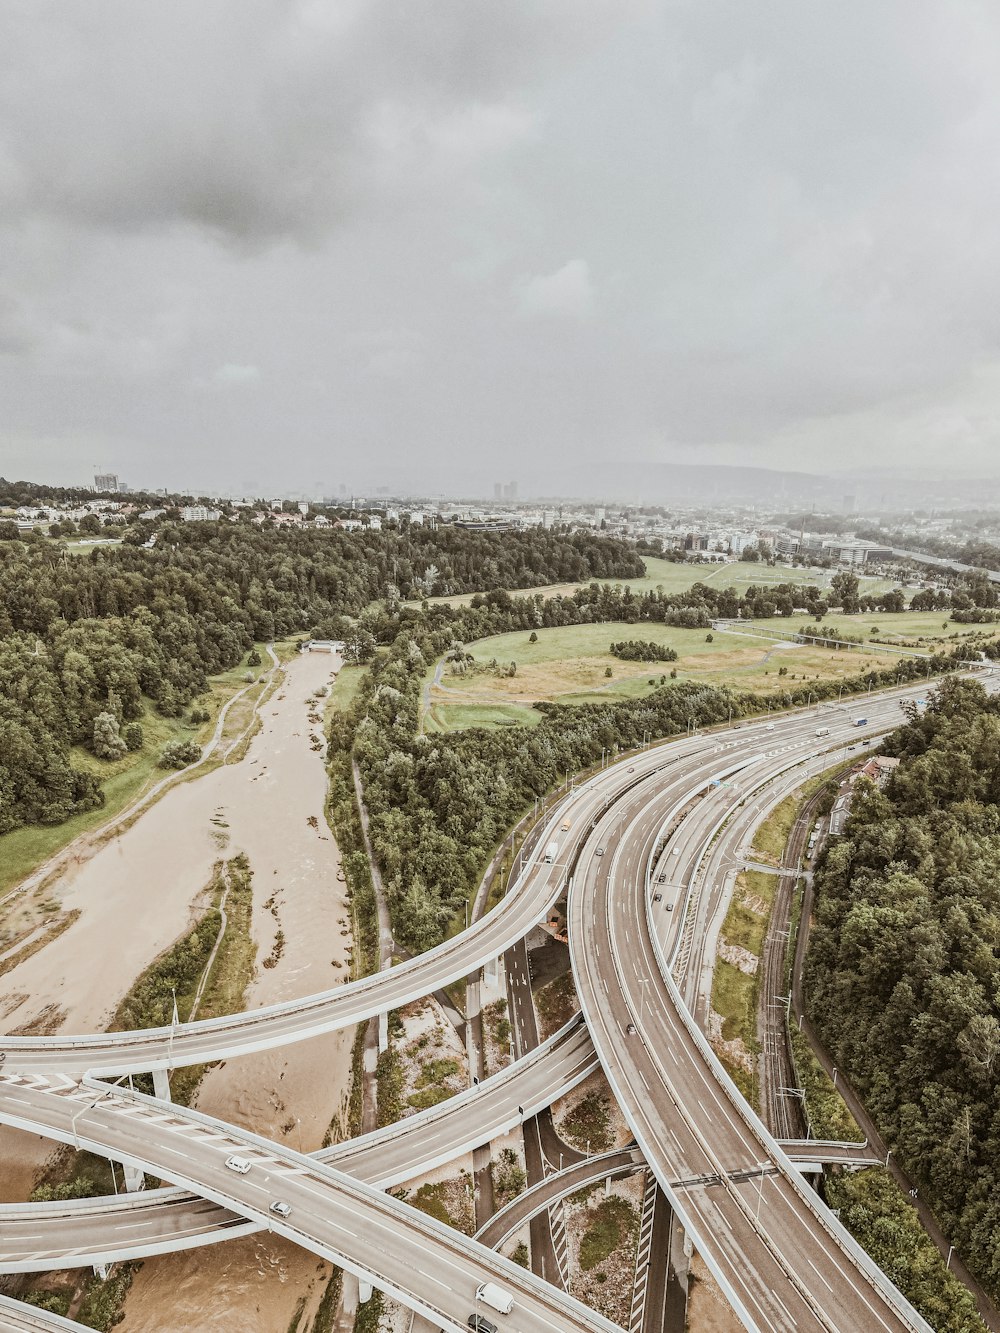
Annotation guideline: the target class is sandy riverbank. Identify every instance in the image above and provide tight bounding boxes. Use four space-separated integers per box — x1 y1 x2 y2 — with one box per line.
1 650 357 1332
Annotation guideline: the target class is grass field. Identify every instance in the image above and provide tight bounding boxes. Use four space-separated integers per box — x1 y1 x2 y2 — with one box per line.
422 620 898 733
744 609 999 647
408 555 896 611
326 664 365 716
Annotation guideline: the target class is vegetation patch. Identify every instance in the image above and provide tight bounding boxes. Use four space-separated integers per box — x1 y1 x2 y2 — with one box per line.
578 1196 639 1271
826 1169 983 1333
407 1176 475 1233
558 1091 613 1153
751 794 799 865
492 1146 527 1208
375 1045 405 1128
535 972 579 1039
76 1261 138 1331
787 1026 863 1143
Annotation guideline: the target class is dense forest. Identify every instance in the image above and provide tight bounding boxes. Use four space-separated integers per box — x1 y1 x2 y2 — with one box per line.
805 677 1000 1298
0 524 643 836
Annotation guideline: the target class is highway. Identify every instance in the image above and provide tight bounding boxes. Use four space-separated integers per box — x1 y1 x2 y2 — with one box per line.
0 1076 621 1333
0 679 969 1330
0 1017 597 1274
0 1295 86 1332
567 697 936 1331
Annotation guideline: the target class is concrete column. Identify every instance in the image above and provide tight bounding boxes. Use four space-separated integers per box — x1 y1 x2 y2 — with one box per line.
93 1263 109 1281
152 1068 171 1102
123 1162 145 1193
483 955 499 988
341 1272 359 1318
359 1279 373 1304
377 1011 388 1053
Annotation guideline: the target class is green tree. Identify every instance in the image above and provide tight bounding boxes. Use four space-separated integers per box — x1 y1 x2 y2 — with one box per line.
92 710 127 760
122 722 144 751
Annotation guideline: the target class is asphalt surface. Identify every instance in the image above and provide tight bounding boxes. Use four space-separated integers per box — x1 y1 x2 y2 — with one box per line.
1 677 981 1331
0 1018 597 1273
0 1078 622 1333
566 695 941 1332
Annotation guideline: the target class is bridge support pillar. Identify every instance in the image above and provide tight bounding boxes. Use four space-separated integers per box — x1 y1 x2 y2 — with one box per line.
122 1162 145 1193
93 1263 109 1281
483 955 499 988
377 1011 388 1054
359 1279 373 1304
341 1273 359 1318
152 1068 171 1102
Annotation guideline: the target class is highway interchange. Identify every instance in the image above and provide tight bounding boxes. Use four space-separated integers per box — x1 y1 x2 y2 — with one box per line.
0 679 965 1332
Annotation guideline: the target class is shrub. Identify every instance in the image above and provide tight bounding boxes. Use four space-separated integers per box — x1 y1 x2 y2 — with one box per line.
122 722 144 752
158 739 202 769
92 711 127 760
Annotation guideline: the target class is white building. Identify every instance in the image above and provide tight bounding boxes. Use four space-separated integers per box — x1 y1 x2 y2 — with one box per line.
180 506 222 522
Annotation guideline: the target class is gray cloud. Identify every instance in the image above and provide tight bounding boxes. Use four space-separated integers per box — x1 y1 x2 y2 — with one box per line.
2 1 1000 495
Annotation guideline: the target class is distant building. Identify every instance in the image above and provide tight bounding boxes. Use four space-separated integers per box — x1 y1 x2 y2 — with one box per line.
367 515 382 531
180 506 222 522
94 473 119 493
298 502 309 517
139 508 166 520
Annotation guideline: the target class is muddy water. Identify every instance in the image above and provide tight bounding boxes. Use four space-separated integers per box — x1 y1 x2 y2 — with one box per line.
0 651 356 1331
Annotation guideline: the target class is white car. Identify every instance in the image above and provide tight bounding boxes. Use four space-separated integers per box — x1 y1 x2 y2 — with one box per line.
225 1155 252 1174
270 1200 292 1218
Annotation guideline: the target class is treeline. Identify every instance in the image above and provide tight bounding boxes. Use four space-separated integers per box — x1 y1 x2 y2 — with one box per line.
0 526 642 838
805 677 1000 1300
348 603 961 955
609 640 679 662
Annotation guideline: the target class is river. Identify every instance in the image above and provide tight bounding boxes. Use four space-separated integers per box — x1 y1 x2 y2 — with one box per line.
0 649 355 1331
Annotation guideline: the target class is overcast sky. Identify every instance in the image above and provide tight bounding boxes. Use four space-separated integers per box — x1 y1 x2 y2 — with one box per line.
3 1 1000 498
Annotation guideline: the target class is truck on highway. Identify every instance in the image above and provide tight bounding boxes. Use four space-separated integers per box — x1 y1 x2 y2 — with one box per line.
815 727 830 737
544 840 559 863
854 717 868 727
476 1283 515 1315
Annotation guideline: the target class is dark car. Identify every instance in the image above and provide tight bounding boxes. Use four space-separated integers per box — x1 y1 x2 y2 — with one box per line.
469 1317 497 1333
653 893 662 902
626 1022 636 1035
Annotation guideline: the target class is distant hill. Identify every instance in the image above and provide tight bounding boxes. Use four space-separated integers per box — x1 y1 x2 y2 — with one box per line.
525 461 998 509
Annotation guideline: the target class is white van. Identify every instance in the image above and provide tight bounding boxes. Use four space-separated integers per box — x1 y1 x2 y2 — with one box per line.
477 1283 514 1315
815 727 830 737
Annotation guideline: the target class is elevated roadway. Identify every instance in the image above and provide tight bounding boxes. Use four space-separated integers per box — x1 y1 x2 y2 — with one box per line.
0 1295 87 1332
0 1017 596 1274
0 1076 620 1333
0 680 962 1329
567 695 936 1331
